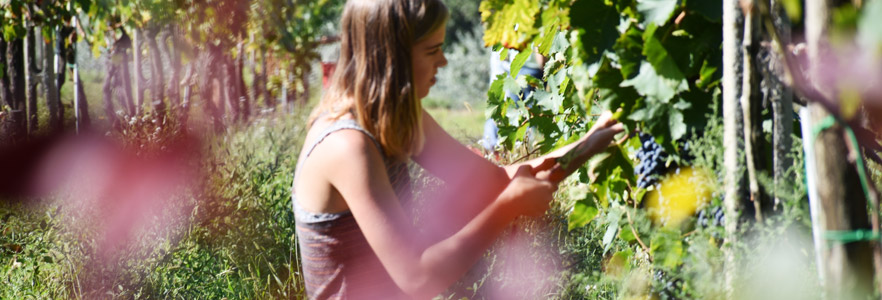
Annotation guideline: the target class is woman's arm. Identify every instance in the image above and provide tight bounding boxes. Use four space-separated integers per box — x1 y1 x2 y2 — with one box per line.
412 110 521 237
319 130 554 299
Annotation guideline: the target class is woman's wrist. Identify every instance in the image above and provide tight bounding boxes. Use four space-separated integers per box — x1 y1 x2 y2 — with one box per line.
495 180 526 219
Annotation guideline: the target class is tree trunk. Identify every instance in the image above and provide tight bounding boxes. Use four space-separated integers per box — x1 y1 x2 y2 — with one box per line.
158 26 180 109
145 26 166 116
103 59 119 128
24 24 39 135
805 0 875 298
74 69 90 128
103 31 135 127
766 0 794 210
740 1 771 222
236 41 250 121
0 37 11 140
1 37 9 108
179 63 194 126
69 20 89 131
301 67 310 105
222 56 237 122
55 27 73 109
199 47 223 131
132 28 142 114
42 28 62 132
117 31 136 117
281 68 289 112
261 49 273 108
7 38 26 140
250 47 262 109
722 0 746 297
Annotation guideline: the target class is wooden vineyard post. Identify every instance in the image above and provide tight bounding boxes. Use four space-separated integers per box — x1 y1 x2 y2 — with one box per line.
739 0 768 222
804 0 875 298
723 0 746 297
768 0 794 209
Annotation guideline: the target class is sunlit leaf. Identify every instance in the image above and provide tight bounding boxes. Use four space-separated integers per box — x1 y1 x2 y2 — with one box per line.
480 0 541 49
602 207 623 253
620 62 687 103
614 25 644 79
637 0 680 27
650 228 684 268
571 0 620 65
568 196 599 231
510 46 533 79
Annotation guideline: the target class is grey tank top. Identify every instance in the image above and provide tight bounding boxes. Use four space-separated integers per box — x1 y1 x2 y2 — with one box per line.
292 118 411 299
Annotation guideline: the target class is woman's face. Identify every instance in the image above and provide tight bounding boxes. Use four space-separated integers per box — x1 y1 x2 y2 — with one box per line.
411 23 448 99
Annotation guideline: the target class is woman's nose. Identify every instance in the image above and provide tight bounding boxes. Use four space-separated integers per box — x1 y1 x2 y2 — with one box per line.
439 53 448 68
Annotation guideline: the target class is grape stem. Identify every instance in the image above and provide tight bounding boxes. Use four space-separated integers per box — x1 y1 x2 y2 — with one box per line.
624 208 650 260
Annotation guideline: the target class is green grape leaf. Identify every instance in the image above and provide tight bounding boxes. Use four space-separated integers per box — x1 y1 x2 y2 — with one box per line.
614 25 644 79
550 31 571 54
487 75 507 118
590 145 635 184
503 75 524 101
637 0 680 27
546 65 568 93
686 0 721 23
642 24 689 87
514 123 529 143
480 0 541 49
541 0 571 31
661 14 723 78
697 57 720 90
592 58 640 130
537 24 559 56
510 46 533 79
506 104 526 127
569 196 599 231
668 109 686 140
673 98 691 110
619 224 637 242
650 228 684 268
535 90 564 114
602 205 624 253
620 62 687 103
571 0 620 65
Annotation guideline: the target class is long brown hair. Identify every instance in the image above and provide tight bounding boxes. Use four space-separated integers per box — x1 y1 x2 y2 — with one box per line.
310 0 449 162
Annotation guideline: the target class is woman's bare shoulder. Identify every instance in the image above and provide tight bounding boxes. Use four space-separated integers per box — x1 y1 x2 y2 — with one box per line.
304 125 384 174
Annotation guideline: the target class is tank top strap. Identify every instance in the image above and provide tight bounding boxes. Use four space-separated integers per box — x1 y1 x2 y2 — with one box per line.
303 119 384 159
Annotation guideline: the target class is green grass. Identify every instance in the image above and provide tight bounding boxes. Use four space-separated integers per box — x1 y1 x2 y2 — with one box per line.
424 98 486 146
1 69 500 299
0 204 74 299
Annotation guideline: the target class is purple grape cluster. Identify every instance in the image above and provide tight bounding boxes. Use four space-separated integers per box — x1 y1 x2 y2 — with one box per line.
634 133 669 189
652 270 683 300
696 206 725 229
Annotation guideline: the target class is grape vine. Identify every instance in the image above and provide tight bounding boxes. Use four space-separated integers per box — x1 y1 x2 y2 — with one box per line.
481 0 724 297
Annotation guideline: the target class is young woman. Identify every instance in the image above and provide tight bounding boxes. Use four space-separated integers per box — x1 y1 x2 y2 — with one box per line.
292 0 624 298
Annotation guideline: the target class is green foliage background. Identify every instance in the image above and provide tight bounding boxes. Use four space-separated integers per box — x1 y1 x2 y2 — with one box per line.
479 0 819 298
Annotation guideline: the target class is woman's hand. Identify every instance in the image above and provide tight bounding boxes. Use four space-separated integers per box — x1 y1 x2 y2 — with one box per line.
525 111 624 184
578 110 626 158
500 164 557 218
587 110 626 145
